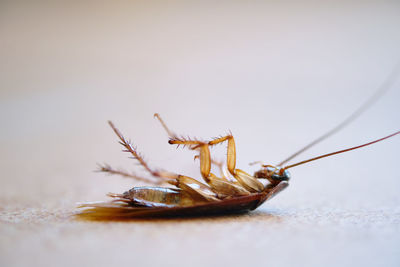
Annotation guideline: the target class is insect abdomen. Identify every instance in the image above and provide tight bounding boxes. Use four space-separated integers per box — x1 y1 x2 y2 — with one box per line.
123 187 206 207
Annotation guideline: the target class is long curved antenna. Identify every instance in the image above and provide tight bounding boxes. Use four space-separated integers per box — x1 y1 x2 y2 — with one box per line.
278 62 400 166
282 130 400 171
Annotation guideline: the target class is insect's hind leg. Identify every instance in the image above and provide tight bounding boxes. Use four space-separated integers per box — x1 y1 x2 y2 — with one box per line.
97 163 163 185
108 121 179 182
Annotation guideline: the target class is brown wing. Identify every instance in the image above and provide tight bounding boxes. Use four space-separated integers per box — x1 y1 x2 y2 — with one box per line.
77 182 288 220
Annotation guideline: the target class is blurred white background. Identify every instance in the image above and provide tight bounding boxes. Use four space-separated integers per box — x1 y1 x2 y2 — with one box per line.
1 1 400 267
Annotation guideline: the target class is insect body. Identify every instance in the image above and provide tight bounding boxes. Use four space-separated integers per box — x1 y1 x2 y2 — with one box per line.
79 113 399 219
79 63 400 219
80 116 290 218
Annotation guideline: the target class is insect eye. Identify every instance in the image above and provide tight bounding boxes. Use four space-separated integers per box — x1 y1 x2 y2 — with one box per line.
271 169 291 181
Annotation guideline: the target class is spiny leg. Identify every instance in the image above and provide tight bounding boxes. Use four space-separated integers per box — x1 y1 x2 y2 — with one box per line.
170 138 251 196
154 113 177 139
107 119 241 200
97 163 162 185
195 142 250 196
154 115 214 179
108 121 178 181
108 120 221 202
153 114 253 196
165 133 264 192
154 113 208 149
170 134 235 176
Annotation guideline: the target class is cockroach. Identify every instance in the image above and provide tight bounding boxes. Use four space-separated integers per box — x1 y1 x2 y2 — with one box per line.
79 70 400 219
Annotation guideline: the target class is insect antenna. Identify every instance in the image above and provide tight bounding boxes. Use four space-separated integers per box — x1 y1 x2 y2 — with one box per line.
281 130 400 173
278 63 400 166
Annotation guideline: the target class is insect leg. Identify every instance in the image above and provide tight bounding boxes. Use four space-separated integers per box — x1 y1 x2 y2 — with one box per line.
97 163 162 185
194 155 230 180
208 135 264 192
108 121 179 181
154 113 209 150
154 113 255 196
169 138 251 196
168 175 220 201
154 113 177 138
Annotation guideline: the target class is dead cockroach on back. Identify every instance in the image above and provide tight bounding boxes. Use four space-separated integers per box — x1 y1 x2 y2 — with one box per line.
78 68 400 219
